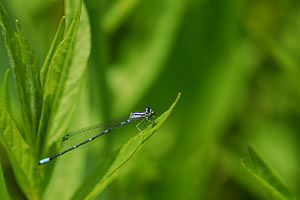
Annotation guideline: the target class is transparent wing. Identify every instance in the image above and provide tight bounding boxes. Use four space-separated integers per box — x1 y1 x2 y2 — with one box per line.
60 123 105 151
57 116 128 152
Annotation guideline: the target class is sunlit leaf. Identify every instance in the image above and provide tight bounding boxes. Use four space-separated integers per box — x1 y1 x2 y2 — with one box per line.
46 0 91 149
41 0 91 198
37 0 90 154
72 93 181 200
0 98 41 199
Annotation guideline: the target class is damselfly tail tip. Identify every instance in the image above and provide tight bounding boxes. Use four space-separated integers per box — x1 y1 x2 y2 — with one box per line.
38 157 50 165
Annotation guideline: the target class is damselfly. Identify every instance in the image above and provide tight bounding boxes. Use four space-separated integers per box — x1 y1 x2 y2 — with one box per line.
38 107 154 165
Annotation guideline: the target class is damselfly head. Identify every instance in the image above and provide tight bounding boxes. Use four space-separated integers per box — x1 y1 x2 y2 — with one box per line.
145 107 154 116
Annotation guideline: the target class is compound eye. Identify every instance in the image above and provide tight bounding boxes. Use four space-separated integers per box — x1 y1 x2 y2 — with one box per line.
145 107 154 116
145 107 152 114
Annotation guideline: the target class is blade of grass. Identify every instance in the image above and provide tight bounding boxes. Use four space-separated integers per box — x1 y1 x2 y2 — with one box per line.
0 160 10 200
241 145 294 200
71 93 181 200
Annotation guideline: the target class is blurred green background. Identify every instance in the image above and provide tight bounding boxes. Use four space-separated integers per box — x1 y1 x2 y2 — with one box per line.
1 0 300 199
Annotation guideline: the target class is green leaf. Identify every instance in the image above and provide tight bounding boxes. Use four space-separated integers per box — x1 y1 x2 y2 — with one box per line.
41 0 91 198
1 69 10 104
241 145 294 200
0 3 43 199
40 16 66 87
14 20 41 134
0 160 10 200
46 0 91 148
72 93 181 200
107 0 186 114
0 98 42 199
0 2 13 37
38 0 91 153
1 2 42 145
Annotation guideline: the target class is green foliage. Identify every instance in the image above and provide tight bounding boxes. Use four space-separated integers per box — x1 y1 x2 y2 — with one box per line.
0 160 10 200
1 0 41 145
106 0 185 114
1 0 300 199
73 93 180 200
0 0 91 199
242 146 294 200
37 0 88 153
0 94 38 198
0 1 180 198
1 69 9 103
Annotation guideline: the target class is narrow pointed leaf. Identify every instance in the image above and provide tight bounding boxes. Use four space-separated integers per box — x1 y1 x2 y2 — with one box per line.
241 146 294 200
46 0 91 149
0 2 13 43
0 3 43 198
14 20 41 136
41 0 91 197
72 93 181 200
1 2 41 144
38 0 88 152
40 16 66 87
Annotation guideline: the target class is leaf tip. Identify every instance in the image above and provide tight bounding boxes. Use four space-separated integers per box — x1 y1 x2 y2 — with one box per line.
171 92 182 108
177 92 182 98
